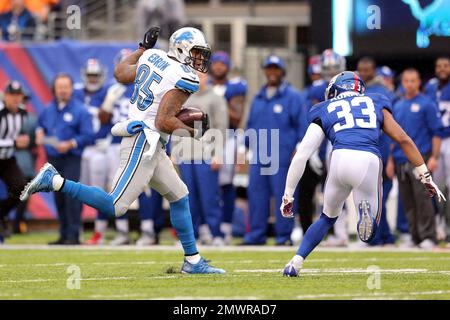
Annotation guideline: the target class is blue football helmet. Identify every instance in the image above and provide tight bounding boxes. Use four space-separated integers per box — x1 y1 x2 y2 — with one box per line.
325 71 366 100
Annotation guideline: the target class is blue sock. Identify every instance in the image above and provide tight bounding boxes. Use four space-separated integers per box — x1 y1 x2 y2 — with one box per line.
297 213 337 259
170 195 198 256
61 180 115 217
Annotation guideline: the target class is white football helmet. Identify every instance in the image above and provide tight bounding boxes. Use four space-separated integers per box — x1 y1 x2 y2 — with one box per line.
168 27 211 73
81 58 106 92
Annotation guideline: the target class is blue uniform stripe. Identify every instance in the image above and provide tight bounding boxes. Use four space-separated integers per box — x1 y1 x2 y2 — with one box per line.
110 132 147 204
175 79 199 94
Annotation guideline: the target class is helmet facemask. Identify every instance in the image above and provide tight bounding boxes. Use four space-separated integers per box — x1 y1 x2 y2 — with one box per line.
185 46 211 73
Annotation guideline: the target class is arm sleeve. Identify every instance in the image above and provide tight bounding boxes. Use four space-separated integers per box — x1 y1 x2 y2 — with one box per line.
284 123 325 198
173 66 200 94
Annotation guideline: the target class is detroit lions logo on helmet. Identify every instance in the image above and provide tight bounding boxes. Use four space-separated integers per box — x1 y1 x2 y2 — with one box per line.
174 31 194 45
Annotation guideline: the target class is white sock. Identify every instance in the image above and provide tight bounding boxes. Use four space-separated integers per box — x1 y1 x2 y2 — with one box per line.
140 219 154 233
115 219 129 234
95 220 108 234
292 255 304 269
220 223 232 236
52 175 64 191
185 254 201 264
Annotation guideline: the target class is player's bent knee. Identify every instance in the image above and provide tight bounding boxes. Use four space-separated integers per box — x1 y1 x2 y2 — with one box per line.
164 183 189 203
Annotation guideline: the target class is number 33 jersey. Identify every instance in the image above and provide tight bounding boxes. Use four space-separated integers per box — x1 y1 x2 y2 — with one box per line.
308 91 392 158
128 48 200 137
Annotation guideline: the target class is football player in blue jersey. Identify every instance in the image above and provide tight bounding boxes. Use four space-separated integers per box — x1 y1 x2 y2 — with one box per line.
424 56 450 241
280 71 445 277
209 51 248 244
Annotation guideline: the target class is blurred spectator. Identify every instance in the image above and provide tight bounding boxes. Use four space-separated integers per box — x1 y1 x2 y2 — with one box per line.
73 59 112 245
36 74 93 245
173 71 229 245
243 55 305 245
424 56 450 242
357 57 396 247
387 68 442 249
377 66 396 93
136 0 186 40
0 0 59 21
209 51 247 244
25 0 59 22
0 0 36 41
0 81 29 243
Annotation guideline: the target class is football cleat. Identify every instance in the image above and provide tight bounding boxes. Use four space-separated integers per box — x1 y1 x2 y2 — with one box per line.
136 231 157 246
84 231 104 245
357 200 377 243
181 257 226 274
109 232 130 246
20 162 59 201
283 261 300 277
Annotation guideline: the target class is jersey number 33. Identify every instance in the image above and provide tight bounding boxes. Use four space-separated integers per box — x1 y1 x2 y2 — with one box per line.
327 96 377 133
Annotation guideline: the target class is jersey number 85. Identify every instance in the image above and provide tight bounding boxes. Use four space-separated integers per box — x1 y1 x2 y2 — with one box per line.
130 65 162 111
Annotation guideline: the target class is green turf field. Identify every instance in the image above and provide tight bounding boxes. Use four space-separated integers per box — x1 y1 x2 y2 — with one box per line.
1 244 449 300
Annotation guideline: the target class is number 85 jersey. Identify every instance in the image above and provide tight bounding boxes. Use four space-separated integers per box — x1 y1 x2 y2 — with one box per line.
308 91 392 158
128 48 200 135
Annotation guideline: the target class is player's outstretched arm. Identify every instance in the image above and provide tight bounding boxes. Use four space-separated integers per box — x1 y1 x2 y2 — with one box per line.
382 109 446 201
114 48 145 84
155 89 196 136
281 123 325 217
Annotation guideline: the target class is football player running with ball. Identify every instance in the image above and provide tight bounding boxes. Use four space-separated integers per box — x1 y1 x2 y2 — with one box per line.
20 26 225 274
280 71 445 277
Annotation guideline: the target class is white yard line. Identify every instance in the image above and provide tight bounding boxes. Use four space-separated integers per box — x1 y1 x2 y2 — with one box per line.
0 275 180 284
234 268 450 275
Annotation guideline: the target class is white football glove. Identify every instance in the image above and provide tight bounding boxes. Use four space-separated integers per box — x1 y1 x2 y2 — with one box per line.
280 195 295 218
414 164 446 202
101 83 126 113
